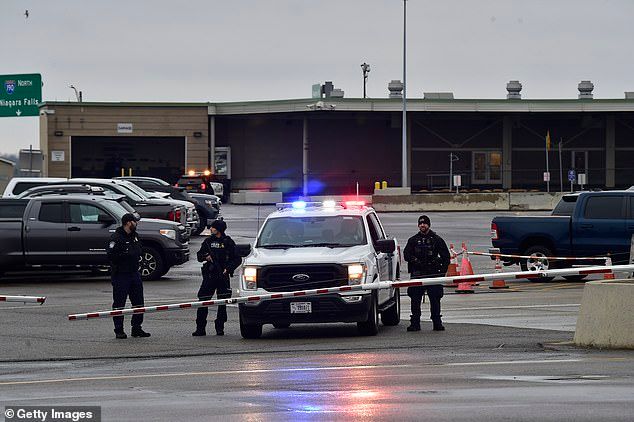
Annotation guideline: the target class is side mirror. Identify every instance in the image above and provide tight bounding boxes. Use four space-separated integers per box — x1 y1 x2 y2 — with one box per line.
375 238 396 254
98 214 116 225
235 244 252 258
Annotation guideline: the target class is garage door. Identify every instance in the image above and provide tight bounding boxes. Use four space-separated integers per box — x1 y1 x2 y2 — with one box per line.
71 136 186 183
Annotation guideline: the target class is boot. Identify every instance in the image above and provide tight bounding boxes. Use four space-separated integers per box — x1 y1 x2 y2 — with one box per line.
432 317 445 331
214 320 225 336
131 328 151 338
115 331 127 339
407 316 421 332
192 328 206 336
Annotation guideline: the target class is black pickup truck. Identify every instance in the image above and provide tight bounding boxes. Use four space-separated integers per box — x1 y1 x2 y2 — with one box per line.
0 195 190 280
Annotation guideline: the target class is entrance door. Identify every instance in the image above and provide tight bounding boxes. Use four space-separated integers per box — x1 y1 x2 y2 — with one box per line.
472 151 502 184
214 147 231 178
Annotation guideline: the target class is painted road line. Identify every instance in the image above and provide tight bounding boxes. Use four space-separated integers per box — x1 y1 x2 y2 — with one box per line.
0 359 601 387
440 304 580 311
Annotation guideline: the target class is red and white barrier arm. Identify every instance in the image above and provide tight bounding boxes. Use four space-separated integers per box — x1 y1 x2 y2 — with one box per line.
67 264 634 321
0 295 46 304
466 250 608 262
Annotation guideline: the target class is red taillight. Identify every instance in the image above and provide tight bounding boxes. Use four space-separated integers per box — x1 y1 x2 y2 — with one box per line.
168 209 182 222
174 183 179 187
201 183 206 191
491 222 499 241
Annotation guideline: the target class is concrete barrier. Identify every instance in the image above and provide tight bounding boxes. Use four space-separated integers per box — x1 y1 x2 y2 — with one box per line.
509 192 565 210
372 192 567 212
372 193 510 212
230 191 283 204
573 280 634 349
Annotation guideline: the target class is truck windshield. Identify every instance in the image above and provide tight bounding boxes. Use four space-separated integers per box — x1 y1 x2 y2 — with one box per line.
120 181 152 200
257 216 367 248
101 200 131 218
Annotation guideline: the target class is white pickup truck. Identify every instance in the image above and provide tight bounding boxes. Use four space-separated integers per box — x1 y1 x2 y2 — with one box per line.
237 200 401 339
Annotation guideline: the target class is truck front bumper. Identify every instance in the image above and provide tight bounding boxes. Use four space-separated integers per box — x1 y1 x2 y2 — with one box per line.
238 293 373 325
165 247 190 266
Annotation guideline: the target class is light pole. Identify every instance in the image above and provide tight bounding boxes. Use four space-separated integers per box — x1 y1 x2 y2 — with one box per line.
361 62 370 98
69 85 82 102
401 0 408 188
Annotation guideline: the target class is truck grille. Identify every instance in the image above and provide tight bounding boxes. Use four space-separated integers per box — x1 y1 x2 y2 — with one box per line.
258 264 348 292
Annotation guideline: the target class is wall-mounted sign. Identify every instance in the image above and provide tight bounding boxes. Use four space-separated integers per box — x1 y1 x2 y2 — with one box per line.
51 151 65 162
117 123 133 133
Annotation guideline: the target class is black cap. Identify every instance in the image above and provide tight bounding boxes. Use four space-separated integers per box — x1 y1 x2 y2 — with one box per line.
211 219 227 233
122 213 138 225
418 215 431 226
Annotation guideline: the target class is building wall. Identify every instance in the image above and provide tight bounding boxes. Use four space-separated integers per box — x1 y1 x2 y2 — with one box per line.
0 161 14 192
37 103 634 193
40 104 208 178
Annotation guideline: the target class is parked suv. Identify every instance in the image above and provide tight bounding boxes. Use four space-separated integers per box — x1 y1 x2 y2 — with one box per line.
237 200 400 339
2 177 67 198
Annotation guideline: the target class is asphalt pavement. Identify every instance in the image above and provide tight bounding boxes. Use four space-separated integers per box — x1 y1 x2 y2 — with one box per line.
1 206 632 421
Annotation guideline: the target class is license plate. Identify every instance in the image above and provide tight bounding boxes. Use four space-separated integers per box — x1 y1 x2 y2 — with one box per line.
185 185 193 190
290 302 312 314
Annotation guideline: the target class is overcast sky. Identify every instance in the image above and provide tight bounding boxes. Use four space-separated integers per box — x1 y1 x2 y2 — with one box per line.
1 0 633 154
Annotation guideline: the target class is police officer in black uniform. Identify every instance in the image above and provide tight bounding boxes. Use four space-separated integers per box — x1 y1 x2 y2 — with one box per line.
403 215 450 332
192 219 241 336
107 213 150 339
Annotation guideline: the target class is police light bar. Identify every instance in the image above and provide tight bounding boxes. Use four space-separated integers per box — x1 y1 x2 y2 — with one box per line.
344 200 366 208
276 201 322 210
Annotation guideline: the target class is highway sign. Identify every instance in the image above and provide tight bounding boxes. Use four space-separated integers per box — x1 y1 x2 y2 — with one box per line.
0 73 42 117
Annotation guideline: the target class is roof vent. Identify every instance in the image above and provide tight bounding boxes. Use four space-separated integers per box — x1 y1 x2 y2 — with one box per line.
423 92 454 99
506 80 522 99
578 80 594 99
330 89 344 98
388 80 403 98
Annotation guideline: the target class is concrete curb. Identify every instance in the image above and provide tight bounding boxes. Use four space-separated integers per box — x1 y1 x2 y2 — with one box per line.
573 280 634 349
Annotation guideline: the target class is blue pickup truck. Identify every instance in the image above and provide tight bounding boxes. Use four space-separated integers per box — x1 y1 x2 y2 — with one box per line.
491 190 634 280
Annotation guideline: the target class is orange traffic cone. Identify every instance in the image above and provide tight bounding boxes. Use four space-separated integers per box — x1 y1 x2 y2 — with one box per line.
446 243 459 277
455 282 475 294
603 255 615 280
489 255 509 289
459 244 475 277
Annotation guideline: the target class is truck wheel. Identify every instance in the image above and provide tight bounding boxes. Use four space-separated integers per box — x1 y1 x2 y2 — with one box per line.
192 218 206 236
139 246 165 281
273 323 291 329
381 288 401 326
357 293 379 336
240 313 263 339
520 246 555 282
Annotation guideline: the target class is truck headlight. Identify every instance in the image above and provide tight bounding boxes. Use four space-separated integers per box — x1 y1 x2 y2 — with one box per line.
159 229 176 240
347 264 366 285
243 267 258 290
